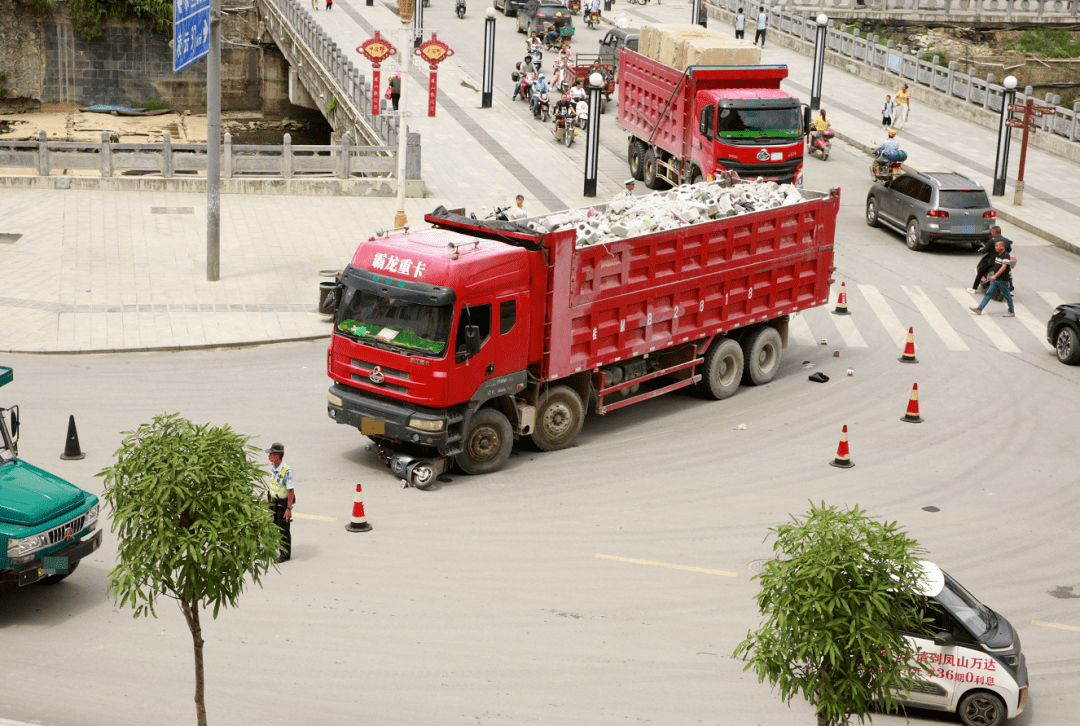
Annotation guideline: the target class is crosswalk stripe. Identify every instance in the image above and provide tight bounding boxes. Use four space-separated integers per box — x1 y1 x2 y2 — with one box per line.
901 285 969 351
827 286 867 347
1039 291 1067 309
1013 302 1054 352
788 313 817 346
947 288 1021 353
859 284 908 348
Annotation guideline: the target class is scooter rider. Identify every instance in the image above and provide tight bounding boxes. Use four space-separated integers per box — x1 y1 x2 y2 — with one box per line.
532 73 550 115
545 24 560 48
810 109 830 145
589 59 612 100
553 92 576 135
513 55 535 100
874 128 900 159
569 80 587 104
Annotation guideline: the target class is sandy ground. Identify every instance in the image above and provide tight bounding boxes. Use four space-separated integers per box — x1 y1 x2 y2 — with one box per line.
0 103 215 143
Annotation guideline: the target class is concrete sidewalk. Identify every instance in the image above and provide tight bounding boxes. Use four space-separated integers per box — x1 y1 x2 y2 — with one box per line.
2 0 1078 354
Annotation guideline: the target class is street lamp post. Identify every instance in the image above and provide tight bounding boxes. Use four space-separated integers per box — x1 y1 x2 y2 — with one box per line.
482 7 496 109
396 0 414 228
583 72 604 197
810 14 828 112
992 75 1018 197
413 0 424 48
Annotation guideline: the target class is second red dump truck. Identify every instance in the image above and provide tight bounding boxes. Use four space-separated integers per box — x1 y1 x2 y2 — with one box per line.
326 180 838 487
619 48 808 188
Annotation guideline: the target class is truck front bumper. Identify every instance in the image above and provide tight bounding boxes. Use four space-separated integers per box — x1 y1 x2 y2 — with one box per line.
327 383 454 450
15 529 103 586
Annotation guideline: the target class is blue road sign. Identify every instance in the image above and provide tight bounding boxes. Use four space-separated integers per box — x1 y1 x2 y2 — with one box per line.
174 0 211 73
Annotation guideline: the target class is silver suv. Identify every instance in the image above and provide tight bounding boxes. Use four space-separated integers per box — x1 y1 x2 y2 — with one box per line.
865 171 996 251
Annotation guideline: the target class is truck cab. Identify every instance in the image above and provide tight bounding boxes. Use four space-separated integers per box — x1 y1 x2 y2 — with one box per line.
696 88 805 183
0 366 103 587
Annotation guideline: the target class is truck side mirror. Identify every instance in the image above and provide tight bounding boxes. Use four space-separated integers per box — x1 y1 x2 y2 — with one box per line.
456 325 482 362
802 105 811 134
8 405 17 443
933 631 955 647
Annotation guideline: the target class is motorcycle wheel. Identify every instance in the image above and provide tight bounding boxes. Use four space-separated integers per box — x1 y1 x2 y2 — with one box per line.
822 146 829 161
542 107 549 122
565 126 574 147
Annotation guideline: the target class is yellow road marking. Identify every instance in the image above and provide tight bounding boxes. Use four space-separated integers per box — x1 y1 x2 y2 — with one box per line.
595 554 737 578
1031 619 1080 633
293 512 337 522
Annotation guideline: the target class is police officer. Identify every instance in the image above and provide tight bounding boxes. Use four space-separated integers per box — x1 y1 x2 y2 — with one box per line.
266 443 295 562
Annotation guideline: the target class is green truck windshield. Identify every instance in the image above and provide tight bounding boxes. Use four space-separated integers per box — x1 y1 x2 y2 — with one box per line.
717 106 802 139
336 289 452 357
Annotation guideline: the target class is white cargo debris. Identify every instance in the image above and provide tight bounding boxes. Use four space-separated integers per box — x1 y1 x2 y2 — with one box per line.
525 179 812 249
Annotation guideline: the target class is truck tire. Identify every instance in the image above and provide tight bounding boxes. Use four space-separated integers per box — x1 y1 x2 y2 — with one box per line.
691 169 704 185
456 408 514 474
531 386 585 451
37 560 79 585
644 149 663 189
741 326 783 385
698 338 744 400
628 139 647 181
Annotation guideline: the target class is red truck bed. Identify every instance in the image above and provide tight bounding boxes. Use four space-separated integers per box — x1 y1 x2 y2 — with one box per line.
541 188 838 380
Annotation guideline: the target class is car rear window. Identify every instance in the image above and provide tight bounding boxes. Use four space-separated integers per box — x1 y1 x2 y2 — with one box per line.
938 190 990 209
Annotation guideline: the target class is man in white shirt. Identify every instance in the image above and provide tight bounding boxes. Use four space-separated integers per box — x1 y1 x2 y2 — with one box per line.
735 7 745 39
755 6 768 47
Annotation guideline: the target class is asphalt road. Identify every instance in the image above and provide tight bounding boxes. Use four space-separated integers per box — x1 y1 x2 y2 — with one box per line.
4 46 1080 726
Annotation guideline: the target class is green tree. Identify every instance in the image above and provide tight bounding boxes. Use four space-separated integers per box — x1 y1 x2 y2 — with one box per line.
734 502 933 726
99 413 281 726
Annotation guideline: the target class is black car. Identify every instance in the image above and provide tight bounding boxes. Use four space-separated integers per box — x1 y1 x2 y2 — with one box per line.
1047 303 1080 365
517 0 573 36
495 0 528 16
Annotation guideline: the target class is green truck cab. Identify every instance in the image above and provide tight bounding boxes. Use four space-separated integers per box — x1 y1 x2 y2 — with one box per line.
1 366 102 586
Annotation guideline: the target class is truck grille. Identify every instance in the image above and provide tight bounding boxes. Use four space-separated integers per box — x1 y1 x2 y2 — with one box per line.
46 513 87 546
719 158 801 182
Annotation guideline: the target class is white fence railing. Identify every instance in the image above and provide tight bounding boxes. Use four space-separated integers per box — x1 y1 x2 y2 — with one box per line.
708 0 1080 146
0 130 423 179
759 0 1078 18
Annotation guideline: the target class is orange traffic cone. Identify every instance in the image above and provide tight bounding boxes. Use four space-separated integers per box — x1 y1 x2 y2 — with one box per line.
901 383 923 423
832 282 851 315
829 425 854 468
345 483 373 533
898 327 919 363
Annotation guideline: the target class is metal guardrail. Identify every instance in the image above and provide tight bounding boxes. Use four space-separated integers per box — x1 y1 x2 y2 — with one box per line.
758 0 1077 19
708 0 1080 147
0 130 413 179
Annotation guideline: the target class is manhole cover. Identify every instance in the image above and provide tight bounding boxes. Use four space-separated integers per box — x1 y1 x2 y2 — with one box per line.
922 505 940 512
0 233 22 244
747 558 770 574
150 206 195 214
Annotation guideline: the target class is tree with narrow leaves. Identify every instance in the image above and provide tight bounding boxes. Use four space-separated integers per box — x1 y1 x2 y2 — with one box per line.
99 414 281 726
733 501 935 726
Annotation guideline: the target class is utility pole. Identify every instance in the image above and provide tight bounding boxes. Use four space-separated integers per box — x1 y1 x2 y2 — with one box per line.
395 0 414 229
206 0 222 281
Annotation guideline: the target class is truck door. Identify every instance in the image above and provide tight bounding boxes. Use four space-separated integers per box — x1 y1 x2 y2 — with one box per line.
695 100 715 178
452 302 498 402
496 294 529 374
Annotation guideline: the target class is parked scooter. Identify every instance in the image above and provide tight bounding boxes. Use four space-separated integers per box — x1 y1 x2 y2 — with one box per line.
574 99 589 129
808 128 834 161
456 0 466 17
470 205 512 222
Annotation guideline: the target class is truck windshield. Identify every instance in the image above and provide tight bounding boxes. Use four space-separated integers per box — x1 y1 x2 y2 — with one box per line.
716 106 802 139
938 571 995 639
335 288 452 357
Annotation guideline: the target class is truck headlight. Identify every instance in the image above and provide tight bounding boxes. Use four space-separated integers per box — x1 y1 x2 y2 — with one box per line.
328 392 343 406
409 418 444 432
7 532 50 560
85 504 99 527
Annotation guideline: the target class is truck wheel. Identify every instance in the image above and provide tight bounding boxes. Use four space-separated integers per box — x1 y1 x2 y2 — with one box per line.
958 691 1006 726
741 326 783 385
644 149 663 189
531 386 584 451
698 338 743 400
628 139 647 181
37 560 79 585
456 408 514 475
691 169 704 185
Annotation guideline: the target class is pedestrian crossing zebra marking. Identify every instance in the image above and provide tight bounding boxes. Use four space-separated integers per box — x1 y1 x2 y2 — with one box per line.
1013 302 1054 352
902 285 969 351
859 284 909 348
947 288 1021 353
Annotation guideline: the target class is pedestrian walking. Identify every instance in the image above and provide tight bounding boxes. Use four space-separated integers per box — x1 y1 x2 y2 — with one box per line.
735 7 745 39
970 227 1013 291
389 72 402 112
754 6 768 47
970 240 1016 317
312 0 317 9
510 194 528 220
881 94 895 129
894 84 911 129
265 443 295 563
325 0 333 8
698 0 708 28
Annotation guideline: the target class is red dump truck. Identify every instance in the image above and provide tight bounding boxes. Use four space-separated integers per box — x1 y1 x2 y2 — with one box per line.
326 182 839 487
619 48 808 188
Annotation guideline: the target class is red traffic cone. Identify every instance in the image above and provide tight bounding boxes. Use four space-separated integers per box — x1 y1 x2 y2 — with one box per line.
829 425 854 468
832 282 851 315
60 415 86 460
898 327 919 363
901 383 923 423
345 483 373 533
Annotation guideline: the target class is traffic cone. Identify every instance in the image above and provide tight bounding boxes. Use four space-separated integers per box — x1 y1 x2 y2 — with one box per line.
898 327 919 363
60 415 85 460
832 282 851 315
901 383 923 423
345 483 373 533
829 425 854 468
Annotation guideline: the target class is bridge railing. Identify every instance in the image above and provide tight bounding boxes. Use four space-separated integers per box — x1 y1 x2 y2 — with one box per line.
0 131 423 180
709 0 1080 147
762 0 1077 18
